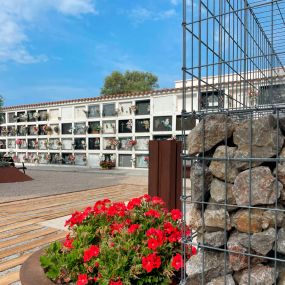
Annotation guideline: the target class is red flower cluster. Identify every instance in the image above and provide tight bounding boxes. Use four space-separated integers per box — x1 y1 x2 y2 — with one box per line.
128 223 140 233
144 209 161 218
127 197 142 210
142 253 161 273
171 254 183 270
151 196 165 206
146 228 165 250
44 195 197 285
107 202 127 217
170 209 182 221
110 222 125 235
76 274 88 285
163 222 181 243
93 199 111 214
83 245 100 262
65 207 92 228
63 234 74 249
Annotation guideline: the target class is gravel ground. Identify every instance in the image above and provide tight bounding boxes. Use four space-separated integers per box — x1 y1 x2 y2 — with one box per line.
0 166 148 203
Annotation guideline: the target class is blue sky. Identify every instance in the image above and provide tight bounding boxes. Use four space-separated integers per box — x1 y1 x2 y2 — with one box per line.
0 0 182 107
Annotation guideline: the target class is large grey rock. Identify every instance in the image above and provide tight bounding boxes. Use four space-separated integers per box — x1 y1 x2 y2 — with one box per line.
209 146 239 183
206 275 235 285
237 228 276 255
197 231 226 248
274 164 285 185
234 115 284 170
186 251 231 285
233 166 282 206
237 264 276 285
190 162 212 203
204 208 231 232
227 231 249 271
279 272 285 285
187 203 202 232
279 147 285 165
263 204 285 228
210 178 237 211
277 228 285 255
274 165 285 203
228 231 264 272
188 114 235 155
232 209 269 233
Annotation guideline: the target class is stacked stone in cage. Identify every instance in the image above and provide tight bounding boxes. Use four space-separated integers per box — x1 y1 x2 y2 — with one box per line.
186 113 285 285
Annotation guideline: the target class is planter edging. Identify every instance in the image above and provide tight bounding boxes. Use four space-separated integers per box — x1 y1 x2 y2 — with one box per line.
20 248 55 285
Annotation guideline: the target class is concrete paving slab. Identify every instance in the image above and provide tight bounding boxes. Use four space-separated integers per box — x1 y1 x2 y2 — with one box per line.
39 216 70 232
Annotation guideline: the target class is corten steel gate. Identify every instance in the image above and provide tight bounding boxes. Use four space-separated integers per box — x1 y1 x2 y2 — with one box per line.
181 0 285 284
148 140 182 210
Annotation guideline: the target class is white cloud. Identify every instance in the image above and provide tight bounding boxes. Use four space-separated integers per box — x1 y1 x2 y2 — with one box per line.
170 0 179 5
129 7 152 24
128 7 177 25
55 0 96 15
155 9 177 20
0 0 96 64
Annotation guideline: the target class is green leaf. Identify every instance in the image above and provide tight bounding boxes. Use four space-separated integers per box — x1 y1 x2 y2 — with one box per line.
46 266 60 280
39 255 52 268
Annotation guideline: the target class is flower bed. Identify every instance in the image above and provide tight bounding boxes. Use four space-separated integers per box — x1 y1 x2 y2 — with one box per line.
40 195 196 285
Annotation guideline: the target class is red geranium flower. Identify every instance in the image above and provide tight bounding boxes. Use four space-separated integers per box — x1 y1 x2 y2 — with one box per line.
127 197 142 210
171 253 183 270
109 279 123 285
144 209 161 218
163 222 175 235
191 246 197 255
147 238 160 250
83 245 100 262
65 211 86 228
110 222 125 235
142 253 161 273
140 194 151 202
151 196 165 206
170 209 182 221
128 224 140 233
63 234 74 249
146 228 165 245
76 274 88 285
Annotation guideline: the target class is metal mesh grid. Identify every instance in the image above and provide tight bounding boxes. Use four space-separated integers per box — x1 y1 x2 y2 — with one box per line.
181 1 285 284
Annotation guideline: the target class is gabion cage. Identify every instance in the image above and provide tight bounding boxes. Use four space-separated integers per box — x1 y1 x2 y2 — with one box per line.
181 0 285 284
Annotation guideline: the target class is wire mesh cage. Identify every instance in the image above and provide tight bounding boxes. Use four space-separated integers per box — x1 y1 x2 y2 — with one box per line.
181 0 285 284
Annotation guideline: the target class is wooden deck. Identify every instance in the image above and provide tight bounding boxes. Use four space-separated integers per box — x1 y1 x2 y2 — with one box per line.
0 184 147 285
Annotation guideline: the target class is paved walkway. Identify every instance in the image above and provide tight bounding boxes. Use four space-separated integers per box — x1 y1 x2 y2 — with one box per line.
0 166 148 202
0 184 147 285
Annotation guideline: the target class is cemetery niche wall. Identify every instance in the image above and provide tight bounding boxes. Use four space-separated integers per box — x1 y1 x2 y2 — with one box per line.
0 86 195 168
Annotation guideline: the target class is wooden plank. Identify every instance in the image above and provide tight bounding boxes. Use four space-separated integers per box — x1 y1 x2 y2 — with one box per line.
0 184 128 209
0 224 43 240
0 231 66 259
0 186 144 215
0 227 60 249
0 253 31 272
0 187 146 225
0 218 44 234
0 271 19 285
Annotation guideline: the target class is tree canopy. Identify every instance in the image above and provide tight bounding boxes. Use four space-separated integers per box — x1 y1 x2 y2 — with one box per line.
101 70 159 96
